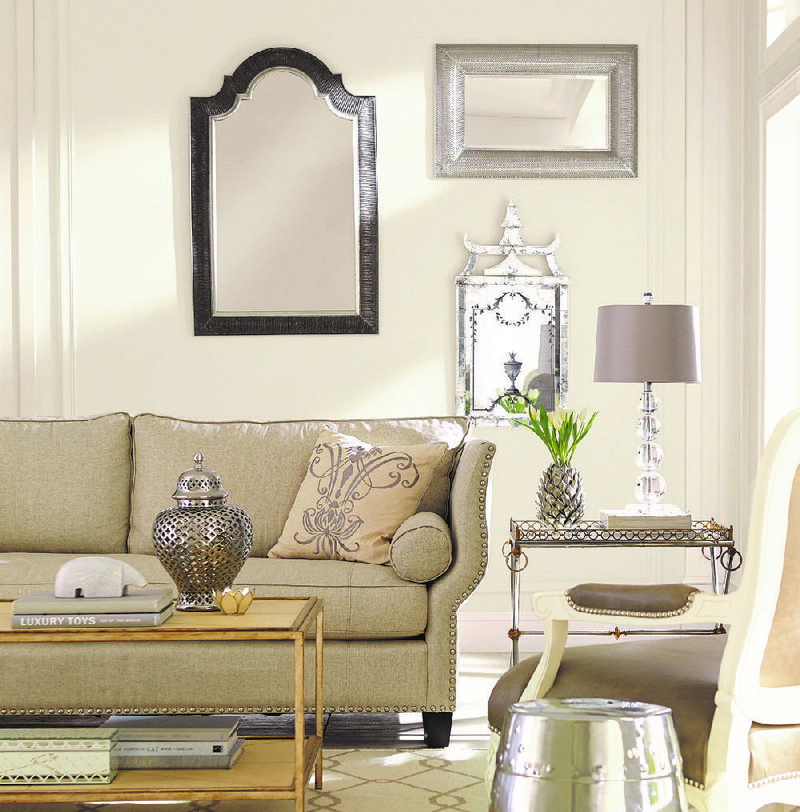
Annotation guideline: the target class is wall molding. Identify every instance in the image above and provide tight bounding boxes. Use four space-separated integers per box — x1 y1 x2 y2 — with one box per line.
0 0 74 418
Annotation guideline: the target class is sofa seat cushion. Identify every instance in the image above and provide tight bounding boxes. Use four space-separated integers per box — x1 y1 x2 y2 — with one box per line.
129 414 469 558
0 554 427 641
240 558 428 639
0 553 175 600
0 413 131 554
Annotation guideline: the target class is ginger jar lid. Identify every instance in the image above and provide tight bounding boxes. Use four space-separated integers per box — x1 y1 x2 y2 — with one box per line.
172 453 228 505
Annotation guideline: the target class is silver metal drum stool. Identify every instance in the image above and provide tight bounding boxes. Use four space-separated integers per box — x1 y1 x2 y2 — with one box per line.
491 698 687 811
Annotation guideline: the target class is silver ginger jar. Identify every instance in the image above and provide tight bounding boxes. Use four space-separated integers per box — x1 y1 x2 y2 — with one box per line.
153 453 253 611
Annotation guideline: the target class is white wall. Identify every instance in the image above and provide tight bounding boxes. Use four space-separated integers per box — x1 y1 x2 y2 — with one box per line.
1 0 746 653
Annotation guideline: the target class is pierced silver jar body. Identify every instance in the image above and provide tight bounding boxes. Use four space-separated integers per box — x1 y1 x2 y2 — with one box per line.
153 453 253 611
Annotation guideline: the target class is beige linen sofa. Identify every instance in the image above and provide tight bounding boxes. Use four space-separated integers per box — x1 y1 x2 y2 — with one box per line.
0 412 495 746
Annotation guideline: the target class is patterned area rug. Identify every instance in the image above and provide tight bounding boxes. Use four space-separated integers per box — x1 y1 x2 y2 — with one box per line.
304 746 487 810
0 746 488 812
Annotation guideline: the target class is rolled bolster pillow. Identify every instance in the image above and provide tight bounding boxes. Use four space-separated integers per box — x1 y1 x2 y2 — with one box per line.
389 512 453 583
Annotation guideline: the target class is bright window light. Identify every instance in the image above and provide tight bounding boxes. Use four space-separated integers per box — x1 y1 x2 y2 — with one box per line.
763 89 800 443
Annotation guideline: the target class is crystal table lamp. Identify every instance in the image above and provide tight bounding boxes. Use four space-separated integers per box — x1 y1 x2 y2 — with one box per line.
593 293 701 514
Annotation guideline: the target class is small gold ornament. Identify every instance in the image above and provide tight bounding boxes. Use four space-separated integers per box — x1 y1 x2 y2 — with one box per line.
213 587 254 615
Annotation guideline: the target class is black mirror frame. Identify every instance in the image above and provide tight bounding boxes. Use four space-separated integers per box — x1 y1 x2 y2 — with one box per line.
191 47 378 335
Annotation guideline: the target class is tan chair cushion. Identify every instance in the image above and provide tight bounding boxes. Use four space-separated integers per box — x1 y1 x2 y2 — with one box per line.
748 722 800 784
761 466 800 686
0 414 131 554
390 512 452 583
566 583 700 616
128 414 468 558
269 428 446 565
488 635 726 787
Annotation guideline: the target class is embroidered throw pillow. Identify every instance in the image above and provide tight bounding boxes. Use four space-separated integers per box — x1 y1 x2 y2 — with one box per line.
269 428 447 564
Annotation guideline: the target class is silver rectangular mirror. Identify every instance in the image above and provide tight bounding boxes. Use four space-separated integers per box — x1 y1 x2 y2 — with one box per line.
435 44 637 178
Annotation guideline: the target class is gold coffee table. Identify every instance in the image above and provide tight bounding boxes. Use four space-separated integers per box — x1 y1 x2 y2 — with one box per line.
0 596 323 811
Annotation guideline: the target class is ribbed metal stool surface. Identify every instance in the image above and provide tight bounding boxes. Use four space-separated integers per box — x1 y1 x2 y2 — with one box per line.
491 698 687 811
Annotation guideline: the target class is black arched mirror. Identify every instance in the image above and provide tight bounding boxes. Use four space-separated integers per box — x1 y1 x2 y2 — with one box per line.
191 48 378 335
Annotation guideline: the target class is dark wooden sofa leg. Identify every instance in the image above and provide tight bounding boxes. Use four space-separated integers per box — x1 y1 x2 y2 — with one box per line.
422 711 452 748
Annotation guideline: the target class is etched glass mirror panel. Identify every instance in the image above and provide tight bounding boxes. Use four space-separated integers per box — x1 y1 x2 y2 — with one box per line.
456 201 569 425
191 48 378 335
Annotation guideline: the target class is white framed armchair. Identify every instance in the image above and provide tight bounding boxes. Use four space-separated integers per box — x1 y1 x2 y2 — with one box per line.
487 409 800 812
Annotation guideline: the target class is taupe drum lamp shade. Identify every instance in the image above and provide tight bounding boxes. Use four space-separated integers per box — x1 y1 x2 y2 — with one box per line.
593 295 701 514
594 303 701 384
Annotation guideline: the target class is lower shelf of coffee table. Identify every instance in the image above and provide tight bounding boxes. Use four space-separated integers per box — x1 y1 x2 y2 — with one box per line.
0 737 322 802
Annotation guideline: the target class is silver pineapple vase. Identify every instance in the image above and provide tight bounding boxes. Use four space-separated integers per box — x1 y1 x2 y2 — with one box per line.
537 462 585 527
153 453 253 611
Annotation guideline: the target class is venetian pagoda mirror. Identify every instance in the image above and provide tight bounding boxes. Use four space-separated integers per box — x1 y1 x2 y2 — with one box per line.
191 48 378 335
456 201 568 425
435 44 637 178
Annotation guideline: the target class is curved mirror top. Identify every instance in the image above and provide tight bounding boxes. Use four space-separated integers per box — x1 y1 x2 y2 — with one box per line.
191 48 378 335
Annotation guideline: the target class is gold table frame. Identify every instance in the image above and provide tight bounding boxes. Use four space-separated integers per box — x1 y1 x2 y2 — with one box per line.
0 596 323 812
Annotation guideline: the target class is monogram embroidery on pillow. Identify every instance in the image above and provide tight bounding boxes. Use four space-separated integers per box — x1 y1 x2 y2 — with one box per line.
293 440 421 558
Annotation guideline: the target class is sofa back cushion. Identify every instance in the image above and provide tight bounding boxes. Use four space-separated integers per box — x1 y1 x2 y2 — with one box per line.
0 413 132 554
128 414 469 558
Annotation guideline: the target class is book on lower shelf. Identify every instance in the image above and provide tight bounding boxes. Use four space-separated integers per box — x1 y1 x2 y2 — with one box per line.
599 508 693 530
101 714 240 741
100 715 243 770
115 737 244 770
0 728 117 784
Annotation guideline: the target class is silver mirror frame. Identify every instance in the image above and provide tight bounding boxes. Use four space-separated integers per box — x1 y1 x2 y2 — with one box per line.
191 47 378 336
455 201 569 426
435 44 637 179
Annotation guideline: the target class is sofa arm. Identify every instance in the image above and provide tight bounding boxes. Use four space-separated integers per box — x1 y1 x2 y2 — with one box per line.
424 438 496 711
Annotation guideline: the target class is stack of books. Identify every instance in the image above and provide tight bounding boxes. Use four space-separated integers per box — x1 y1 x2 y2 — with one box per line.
599 508 693 530
9 587 175 629
100 715 243 770
0 728 117 784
